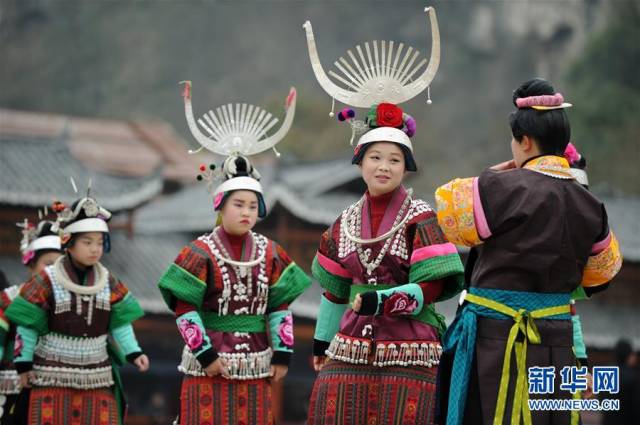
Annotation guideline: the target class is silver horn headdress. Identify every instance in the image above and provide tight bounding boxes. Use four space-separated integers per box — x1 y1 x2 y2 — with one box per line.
181 81 296 158
180 82 297 218
303 6 440 110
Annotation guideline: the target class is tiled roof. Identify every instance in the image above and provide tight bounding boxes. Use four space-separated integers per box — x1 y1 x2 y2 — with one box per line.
0 133 163 210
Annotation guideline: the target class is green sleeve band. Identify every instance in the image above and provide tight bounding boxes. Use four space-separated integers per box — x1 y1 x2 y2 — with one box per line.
268 263 312 310
572 314 588 360
111 324 142 356
177 311 213 356
374 283 425 316
268 310 294 353
14 325 38 362
312 256 351 300
158 263 207 310
5 296 49 336
314 295 347 343
109 293 145 331
409 253 464 302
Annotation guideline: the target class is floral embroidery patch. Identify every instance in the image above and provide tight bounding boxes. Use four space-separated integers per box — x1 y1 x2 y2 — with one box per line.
277 315 294 350
179 318 204 352
381 291 419 316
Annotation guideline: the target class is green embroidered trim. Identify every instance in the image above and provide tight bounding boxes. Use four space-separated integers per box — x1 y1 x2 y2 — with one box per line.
409 253 464 302
312 256 351 299
267 263 312 309
109 293 145 330
158 263 207 309
200 313 267 332
5 296 49 335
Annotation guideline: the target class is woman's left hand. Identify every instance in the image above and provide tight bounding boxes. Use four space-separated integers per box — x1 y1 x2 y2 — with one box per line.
351 294 362 313
134 354 150 372
270 364 288 382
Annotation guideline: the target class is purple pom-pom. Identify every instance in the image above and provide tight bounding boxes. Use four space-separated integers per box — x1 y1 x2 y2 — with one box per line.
403 115 417 137
337 108 355 122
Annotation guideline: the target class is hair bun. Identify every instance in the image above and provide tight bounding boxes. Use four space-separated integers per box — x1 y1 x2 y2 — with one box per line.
512 78 555 106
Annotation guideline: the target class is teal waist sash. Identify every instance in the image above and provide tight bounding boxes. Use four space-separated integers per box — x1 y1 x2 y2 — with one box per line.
443 287 571 425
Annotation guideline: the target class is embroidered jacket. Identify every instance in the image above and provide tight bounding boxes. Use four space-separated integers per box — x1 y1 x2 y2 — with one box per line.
312 186 464 367
0 286 20 394
435 155 622 293
158 228 311 380
5 255 145 390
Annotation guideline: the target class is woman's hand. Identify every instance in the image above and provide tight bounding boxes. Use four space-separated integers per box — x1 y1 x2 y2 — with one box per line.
270 364 288 382
490 159 516 171
313 356 328 372
351 294 362 313
204 357 230 379
19 371 34 388
134 354 150 372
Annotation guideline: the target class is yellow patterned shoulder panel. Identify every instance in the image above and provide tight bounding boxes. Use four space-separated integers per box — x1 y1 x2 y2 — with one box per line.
435 177 482 247
582 233 623 287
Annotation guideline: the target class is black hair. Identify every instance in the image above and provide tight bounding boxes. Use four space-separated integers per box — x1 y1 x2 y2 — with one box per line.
351 142 417 172
0 269 9 291
614 339 633 366
509 78 571 155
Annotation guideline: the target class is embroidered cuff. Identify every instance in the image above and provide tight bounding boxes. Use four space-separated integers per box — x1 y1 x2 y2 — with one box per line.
271 351 292 366
15 361 33 374
313 339 330 357
356 292 378 316
314 294 347 343
176 311 213 357
268 310 294 353
376 283 425 316
111 323 142 356
14 326 38 363
126 351 144 364
195 347 219 369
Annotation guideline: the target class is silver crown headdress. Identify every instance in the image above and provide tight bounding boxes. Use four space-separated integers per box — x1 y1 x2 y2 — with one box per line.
180 81 296 159
303 6 440 113
17 206 62 265
303 6 440 160
51 178 112 236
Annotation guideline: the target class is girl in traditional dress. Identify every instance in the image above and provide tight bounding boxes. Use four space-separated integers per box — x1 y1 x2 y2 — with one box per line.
6 193 149 425
303 7 463 424
0 216 62 424
158 82 310 425
435 78 622 425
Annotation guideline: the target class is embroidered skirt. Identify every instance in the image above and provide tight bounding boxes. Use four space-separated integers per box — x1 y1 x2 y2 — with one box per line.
179 376 272 425
308 360 438 425
27 386 117 425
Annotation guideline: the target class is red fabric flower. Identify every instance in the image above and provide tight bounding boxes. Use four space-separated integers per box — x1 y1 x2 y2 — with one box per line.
278 315 294 349
383 292 419 316
376 103 404 127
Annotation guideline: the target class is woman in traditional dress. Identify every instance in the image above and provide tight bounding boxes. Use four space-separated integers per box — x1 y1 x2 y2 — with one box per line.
0 216 62 424
158 82 310 425
6 193 149 425
302 7 463 423
435 78 622 425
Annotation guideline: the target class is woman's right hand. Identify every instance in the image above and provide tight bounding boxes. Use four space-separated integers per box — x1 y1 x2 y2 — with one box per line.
490 159 517 171
204 357 230 379
19 371 34 388
313 356 328 372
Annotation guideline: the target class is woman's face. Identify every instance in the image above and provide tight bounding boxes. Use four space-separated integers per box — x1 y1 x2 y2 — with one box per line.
220 190 259 236
29 251 62 276
359 142 406 196
67 232 104 268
